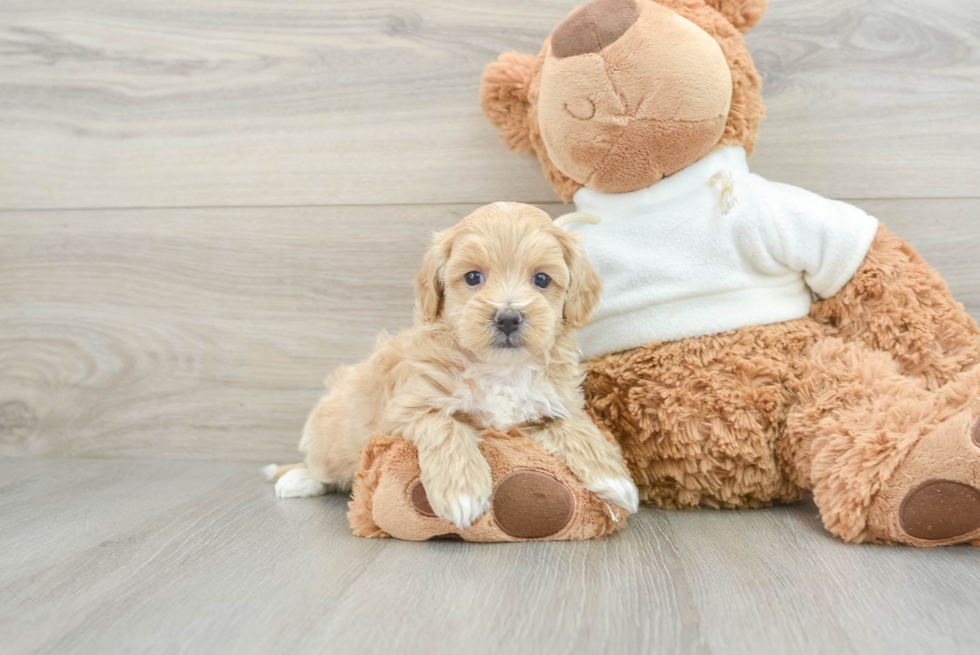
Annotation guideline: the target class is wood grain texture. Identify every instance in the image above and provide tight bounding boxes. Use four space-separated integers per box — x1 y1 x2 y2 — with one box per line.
0 200 977 462
0 0 978 210
3 0 979 648
2 458 980 655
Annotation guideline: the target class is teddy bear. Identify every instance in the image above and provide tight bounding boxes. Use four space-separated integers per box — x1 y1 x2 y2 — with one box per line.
480 0 980 546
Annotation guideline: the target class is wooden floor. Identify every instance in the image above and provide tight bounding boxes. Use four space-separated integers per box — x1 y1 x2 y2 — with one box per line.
3 458 980 655
2 0 980 652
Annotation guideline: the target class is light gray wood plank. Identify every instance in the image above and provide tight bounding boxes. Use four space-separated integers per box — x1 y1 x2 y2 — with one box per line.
750 0 980 197
0 204 463 462
1 200 977 462
0 0 977 210
2 458 980 655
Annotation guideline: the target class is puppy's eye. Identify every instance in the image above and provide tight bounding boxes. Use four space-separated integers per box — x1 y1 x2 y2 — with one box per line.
464 271 484 287
533 273 552 289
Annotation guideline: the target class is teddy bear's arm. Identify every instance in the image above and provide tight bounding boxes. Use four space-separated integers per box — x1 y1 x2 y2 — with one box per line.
752 179 880 300
810 224 980 388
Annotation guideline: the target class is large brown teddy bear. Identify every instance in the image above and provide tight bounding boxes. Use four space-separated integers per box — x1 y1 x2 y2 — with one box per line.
481 0 980 546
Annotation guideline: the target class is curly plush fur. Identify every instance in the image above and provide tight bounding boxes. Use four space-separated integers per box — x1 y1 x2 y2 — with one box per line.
585 226 980 544
481 0 980 546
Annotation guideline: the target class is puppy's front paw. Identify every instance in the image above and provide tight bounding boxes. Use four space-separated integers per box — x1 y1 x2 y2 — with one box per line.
440 494 490 530
420 458 493 530
586 476 640 514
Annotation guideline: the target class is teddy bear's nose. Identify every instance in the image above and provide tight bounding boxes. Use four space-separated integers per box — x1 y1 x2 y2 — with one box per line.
551 0 641 59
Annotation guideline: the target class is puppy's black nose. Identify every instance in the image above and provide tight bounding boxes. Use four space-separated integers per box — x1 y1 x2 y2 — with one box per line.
494 310 523 336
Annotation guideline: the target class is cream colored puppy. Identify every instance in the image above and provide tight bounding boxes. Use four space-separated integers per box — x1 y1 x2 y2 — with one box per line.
267 202 638 529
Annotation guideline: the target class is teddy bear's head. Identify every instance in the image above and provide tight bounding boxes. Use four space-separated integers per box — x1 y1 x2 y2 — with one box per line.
481 0 767 201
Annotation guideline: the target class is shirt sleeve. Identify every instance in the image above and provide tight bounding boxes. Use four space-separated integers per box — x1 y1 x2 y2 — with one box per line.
754 178 880 299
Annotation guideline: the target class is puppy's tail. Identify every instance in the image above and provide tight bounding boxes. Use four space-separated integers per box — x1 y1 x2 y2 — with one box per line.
262 462 305 482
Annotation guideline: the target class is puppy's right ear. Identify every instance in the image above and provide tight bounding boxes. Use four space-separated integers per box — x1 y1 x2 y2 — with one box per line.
414 232 447 323
480 52 538 154
555 230 603 330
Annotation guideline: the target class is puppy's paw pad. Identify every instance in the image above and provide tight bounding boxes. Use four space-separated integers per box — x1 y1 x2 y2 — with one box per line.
275 469 328 499
587 476 639 514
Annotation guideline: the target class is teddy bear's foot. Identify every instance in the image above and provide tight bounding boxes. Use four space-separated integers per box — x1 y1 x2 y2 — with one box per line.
410 470 576 540
868 413 980 546
349 430 630 541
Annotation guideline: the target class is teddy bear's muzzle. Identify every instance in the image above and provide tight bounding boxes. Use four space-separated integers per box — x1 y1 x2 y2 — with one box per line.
551 0 639 59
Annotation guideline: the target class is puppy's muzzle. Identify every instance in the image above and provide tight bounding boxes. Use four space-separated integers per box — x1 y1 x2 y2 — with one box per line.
494 309 524 337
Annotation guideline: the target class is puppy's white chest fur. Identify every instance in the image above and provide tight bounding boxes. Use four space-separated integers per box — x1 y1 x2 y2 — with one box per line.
433 363 568 430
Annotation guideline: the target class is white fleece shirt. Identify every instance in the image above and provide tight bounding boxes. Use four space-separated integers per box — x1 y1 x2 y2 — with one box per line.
562 146 880 358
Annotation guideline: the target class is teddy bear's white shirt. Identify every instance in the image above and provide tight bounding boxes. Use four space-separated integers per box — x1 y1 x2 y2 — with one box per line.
564 146 880 358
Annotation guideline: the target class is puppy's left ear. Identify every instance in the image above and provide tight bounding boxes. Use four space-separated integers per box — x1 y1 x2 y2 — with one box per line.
414 232 448 323
557 231 602 330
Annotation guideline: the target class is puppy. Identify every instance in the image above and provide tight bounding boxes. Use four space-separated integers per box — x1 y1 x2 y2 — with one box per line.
266 202 638 528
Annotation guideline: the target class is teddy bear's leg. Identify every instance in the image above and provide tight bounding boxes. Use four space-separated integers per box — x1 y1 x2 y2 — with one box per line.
584 318 823 509
783 337 980 546
810 224 980 389
351 430 629 542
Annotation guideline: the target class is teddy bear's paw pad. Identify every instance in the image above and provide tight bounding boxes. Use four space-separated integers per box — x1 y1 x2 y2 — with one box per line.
429 533 465 542
867 409 980 545
492 470 574 539
410 481 436 517
900 480 980 541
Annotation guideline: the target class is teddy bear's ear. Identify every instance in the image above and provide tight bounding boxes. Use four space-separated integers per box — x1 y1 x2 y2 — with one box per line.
480 52 538 154
703 0 768 33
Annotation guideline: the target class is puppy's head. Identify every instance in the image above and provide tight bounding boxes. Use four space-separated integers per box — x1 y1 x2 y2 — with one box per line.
415 202 601 361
